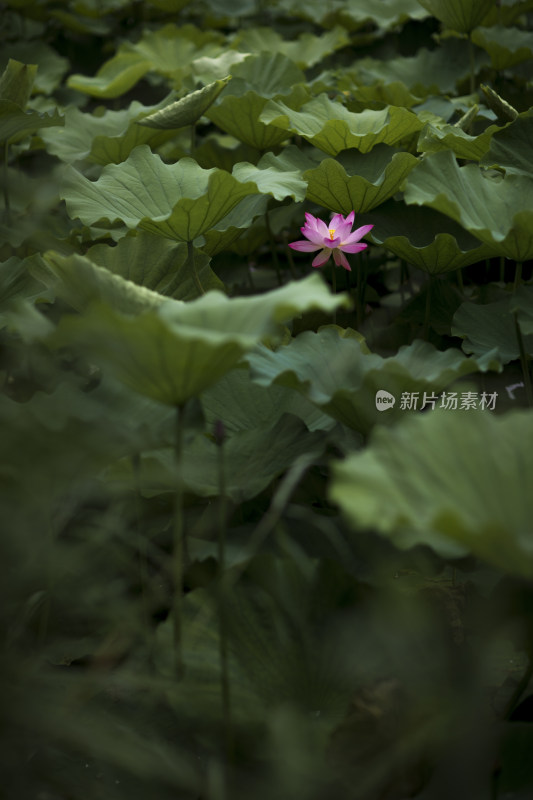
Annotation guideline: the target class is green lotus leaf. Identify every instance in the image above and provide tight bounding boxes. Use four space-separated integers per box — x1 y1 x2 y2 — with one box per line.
208 91 298 149
67 24 224 98
190 51 248 85
246 327 499 434
37 251 168 314
0 44 68 95
155 555 366 730
40 99 179 165
201 366 336 434
200 194 269 256
404 150 533 262
417 120 503 161
0 99 63 143
452 293 533 363
260 95 423 156
231 25 349 68
472 26 533 70
304 146 418 215
482 0 533 26
278 0 428 30
0 59 36 107
0 255 45 311
60 145 260 241
51 274 348 406
358 199 496 274
329 408 533 575
126 414 329 502
232 149 308 202
481 113 533 177
193 133 259 172
206 53 308 149
348 82 422 110
137 78 231 130
348 40 489 96
67 51 152 100
417 0 495 33
87 231 223 299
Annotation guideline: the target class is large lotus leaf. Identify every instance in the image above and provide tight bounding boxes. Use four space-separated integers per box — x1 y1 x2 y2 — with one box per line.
207 91 297 149
358 199 497 274
215 52 306 99
348 82 423 111
156 555 367 730
0 255 46 311
137 78 230 130
276 0 428 30
304 146 418 215
231 25 349 68
206 54 308 149
0 44 68 95
472 26 533 70
482 0 533 26
349 41 489 96
200 194 269 256
0 59 36 106
36 251 167 314
67 51 152 99
87 232 223 300
481 114 533 177
246 327 500 434
0 99 63 143
122 414 329 502
51 274 348 406
67 24 224 98
404 150 533 262
0 387 131 507
260 95 423 156
232 149 307 202
60 145 260 241
190 51 249 84
201 366 336 434
157 273 350 337
417 0 495 33
452 294 533 363
417 120 503 161
40 100 178 165
329 408 533 575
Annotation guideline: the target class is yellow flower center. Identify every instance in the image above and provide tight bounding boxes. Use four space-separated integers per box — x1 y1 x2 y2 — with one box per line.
329 228 336 240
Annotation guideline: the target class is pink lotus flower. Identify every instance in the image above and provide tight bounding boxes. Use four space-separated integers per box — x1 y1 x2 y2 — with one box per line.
288 211 373 271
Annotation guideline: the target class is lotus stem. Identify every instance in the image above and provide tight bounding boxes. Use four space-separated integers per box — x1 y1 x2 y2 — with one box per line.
3 141 10 223
282 231 297 279
331 261 337 325
215 421 233 759
514 312 533 408
132 453 150 632
456 267 464 296
355 255 362 329
514 261 522 292
190 121 196 155
265 209 283 285
468 34 476 94
172 403 186 678
423 276 432 341
188 239 204 296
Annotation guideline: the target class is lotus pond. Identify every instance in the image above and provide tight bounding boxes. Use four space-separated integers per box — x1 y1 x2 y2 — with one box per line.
2 0 533 798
